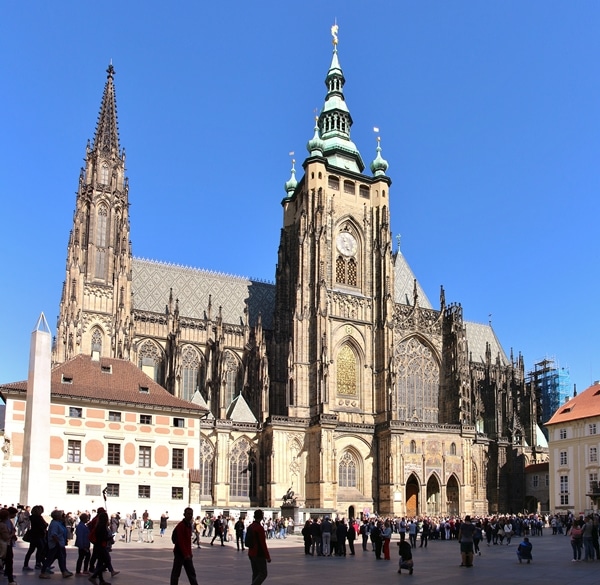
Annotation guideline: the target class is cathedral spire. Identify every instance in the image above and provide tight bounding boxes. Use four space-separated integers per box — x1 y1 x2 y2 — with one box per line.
316 24 365 173
93 63 120 155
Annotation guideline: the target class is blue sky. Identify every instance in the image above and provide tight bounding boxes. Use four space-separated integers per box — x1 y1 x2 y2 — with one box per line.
1 1 599 393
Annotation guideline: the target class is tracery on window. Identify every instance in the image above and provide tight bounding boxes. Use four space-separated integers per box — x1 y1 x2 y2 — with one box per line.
138 340 163 382
395 337 439 423
199 437 214 497
95 206 108 278
181 346 202 401
337 344 357 396
224 352 242 407
91 328 103 357
229 438 256 498
338 450 358 488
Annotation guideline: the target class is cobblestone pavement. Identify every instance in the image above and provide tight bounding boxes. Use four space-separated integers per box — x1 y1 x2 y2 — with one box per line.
7 532 600 585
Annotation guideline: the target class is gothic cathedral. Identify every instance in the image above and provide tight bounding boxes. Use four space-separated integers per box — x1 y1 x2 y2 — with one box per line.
54 35 542 517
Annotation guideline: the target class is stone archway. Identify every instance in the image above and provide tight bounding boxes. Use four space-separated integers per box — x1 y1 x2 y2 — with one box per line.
406 474 420 517
446 475 460 516
426 475 441 516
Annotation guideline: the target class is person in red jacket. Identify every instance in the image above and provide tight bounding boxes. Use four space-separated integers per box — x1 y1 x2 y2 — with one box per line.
247 509 271 585
170 508 199 585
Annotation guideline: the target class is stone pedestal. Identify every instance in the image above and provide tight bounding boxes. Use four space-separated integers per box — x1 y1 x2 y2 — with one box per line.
281 504 301 534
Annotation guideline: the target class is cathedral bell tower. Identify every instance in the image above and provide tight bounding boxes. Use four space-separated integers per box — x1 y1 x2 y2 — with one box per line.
54 64 133 364
271 28 394 507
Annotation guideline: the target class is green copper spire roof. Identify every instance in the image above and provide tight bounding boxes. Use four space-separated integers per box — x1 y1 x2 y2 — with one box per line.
283 158 298 199
306 116 324 156
316 28 365 173
370 136 389 176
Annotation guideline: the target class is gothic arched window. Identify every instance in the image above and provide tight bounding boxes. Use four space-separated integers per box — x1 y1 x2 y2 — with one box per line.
338 450 358 488
95 206 108 279
198 437 214 498
138 340 163 383
410 440 417 454
395 337 440 423
229 438 256 499
100 165 109 184
91 327 103 359
224 352 241 407
337 344 357 396
450 442 457 456
181 346 201 401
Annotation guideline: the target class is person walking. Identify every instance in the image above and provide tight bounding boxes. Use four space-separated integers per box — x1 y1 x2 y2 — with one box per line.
234 517 245 551
170 508 199 585
22 505 47 571
246 509 271 585
458 515 476 568
39 509 73 579
0 507 17 585
87 511 113 585
160 513 169 538
74 513 91 575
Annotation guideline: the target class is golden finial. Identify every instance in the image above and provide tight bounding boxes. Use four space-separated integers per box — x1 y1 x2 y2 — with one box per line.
331 20 339 46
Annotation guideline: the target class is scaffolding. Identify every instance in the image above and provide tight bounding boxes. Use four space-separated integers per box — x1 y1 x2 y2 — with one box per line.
527 357 571 433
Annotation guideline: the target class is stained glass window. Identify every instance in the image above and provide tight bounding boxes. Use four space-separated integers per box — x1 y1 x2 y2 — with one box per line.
337 344 357 396
339 451 357 488
181 346 201 401
199 437 214 497
229 438 256 498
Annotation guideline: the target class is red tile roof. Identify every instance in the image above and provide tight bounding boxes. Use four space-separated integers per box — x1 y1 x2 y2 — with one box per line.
524 462 549 473
545 382 600 426
0 355 207 413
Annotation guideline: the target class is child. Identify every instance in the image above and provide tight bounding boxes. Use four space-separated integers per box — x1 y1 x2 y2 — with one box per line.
397 539 413 574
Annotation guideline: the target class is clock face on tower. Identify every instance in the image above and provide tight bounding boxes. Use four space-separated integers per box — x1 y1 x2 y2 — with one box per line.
336 232 357 256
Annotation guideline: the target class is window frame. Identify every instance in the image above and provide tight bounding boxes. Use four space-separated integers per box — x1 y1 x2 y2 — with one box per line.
139 445 151 468
138 485 151 499
172 487 184 500
67 439 82 463
66 480 80 495
105 483 120 497
108 411 122 422
140 414 152 425
107 443 121 466
172 448 185 470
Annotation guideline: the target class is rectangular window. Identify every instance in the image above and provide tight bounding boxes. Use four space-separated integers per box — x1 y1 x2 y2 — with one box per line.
108 411 122 422
173 417 185 428
560 474 569 506
560 451 567 466
69 407 82 418
532 475 539 488
107 443 121 466
328 176 340 190
67 440 81 463
172 487 184 500
590 423 597 435
138 485 151 499
590 473 598 493
105 483 120 497
140 414 152 425
591 447 598 463
172 448 184 470
66 480 80 495
559 428 567 439
139 445 151 468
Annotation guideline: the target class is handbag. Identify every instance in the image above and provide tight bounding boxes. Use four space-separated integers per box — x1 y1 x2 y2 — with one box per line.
22 530 32 543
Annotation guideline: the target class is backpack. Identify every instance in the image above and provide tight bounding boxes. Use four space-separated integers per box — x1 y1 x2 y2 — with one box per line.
171 526 178 545
244 525 254 548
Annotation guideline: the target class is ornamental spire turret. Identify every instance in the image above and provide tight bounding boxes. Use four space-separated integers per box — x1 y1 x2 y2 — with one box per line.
93 63 120 155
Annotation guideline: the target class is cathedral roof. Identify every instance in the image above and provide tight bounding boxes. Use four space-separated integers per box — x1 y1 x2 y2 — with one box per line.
465 321 509 366
93 63 120 155
393 251 433 308
546 382 600 426
0 355 207 413
132 258 276 329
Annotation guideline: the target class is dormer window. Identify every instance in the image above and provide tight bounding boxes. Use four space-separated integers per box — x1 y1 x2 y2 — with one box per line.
139 386 149 394
101 364 112 374
62 375 73 384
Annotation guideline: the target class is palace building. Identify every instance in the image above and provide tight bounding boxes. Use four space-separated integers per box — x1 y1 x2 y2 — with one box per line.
3 31 547 517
